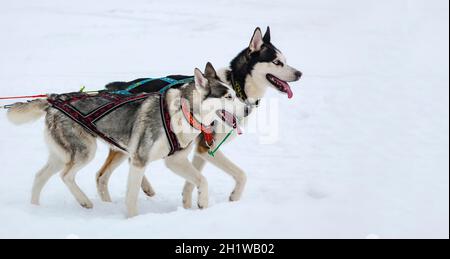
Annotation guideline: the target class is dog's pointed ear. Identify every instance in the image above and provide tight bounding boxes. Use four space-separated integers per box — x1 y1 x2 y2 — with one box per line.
204 62 217 78
263 26 271 43
194 68 208 89
249 27 264 53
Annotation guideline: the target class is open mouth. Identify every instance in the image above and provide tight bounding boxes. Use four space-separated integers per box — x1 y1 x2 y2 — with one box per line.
266 74 294 99
216 110 243 135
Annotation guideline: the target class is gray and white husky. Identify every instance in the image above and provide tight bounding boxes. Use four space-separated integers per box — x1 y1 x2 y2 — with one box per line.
97 27 303 208
7 63 243 218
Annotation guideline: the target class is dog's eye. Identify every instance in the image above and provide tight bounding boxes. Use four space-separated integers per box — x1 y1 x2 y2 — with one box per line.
273 60 284 66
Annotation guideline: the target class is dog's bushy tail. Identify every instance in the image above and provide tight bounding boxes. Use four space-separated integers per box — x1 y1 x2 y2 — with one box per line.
7 99 49 125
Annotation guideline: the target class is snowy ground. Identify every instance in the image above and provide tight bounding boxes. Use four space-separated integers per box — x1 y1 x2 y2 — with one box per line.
0 0 448 239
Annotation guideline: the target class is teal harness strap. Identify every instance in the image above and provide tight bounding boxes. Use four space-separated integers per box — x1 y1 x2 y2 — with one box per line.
114 77 194 95
159 77 178 84
158 77 194 94
127 78 155 91
114 78 156 95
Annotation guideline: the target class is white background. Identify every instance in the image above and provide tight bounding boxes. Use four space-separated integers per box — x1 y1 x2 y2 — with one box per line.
0 0 448 238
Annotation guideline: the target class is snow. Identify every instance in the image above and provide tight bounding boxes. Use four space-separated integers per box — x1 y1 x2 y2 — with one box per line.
0 0 448 239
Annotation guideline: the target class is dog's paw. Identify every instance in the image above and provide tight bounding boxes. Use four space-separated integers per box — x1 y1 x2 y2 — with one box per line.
127 212 138 219
127 208 139 218
101 197 113 203
198 201 209 210
31 199 40 206
183 198 193 209
80 201 94 209
197 196 209 209
229 191 242 202
99 193 113 203
143 188 156 198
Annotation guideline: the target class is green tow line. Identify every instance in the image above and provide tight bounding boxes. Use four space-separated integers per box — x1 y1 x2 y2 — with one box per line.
208 129 235 157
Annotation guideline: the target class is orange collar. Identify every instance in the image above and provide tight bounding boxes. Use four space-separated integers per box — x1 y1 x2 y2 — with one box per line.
181 98 215 147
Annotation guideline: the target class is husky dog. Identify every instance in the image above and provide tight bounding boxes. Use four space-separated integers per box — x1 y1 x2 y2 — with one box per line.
7 63 242 217
96 27 302 208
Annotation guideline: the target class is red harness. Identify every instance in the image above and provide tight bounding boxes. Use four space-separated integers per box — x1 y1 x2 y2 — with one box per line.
181 98 215 147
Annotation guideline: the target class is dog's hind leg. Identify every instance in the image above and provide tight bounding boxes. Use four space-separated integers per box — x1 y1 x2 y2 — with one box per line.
61 159 94 209
45 109 97 208
60 142 97 209
165 151 209 210
31 154 64 205
182 154 207 209
96 149 127 202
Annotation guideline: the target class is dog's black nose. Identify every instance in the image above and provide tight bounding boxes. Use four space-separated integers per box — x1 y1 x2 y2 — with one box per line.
295 71 303 80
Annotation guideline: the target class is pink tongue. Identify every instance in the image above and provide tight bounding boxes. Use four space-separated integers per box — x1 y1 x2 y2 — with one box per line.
223 111 243 135
283 83 294 99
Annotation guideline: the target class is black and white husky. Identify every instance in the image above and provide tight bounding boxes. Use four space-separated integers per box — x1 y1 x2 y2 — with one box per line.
7 63 243 218
96 27 302 209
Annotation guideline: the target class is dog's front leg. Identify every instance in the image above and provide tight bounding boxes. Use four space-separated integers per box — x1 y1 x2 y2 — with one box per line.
125 161 146 218
198 150 247 202
183 149 247 207
165 153 209 209
182 154 207 209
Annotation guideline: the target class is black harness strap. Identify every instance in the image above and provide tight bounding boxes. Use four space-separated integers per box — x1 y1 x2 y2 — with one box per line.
159 94 181 156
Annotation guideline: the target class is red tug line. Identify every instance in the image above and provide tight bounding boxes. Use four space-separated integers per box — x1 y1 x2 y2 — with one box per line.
0 94 49 109
0 94 48 100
